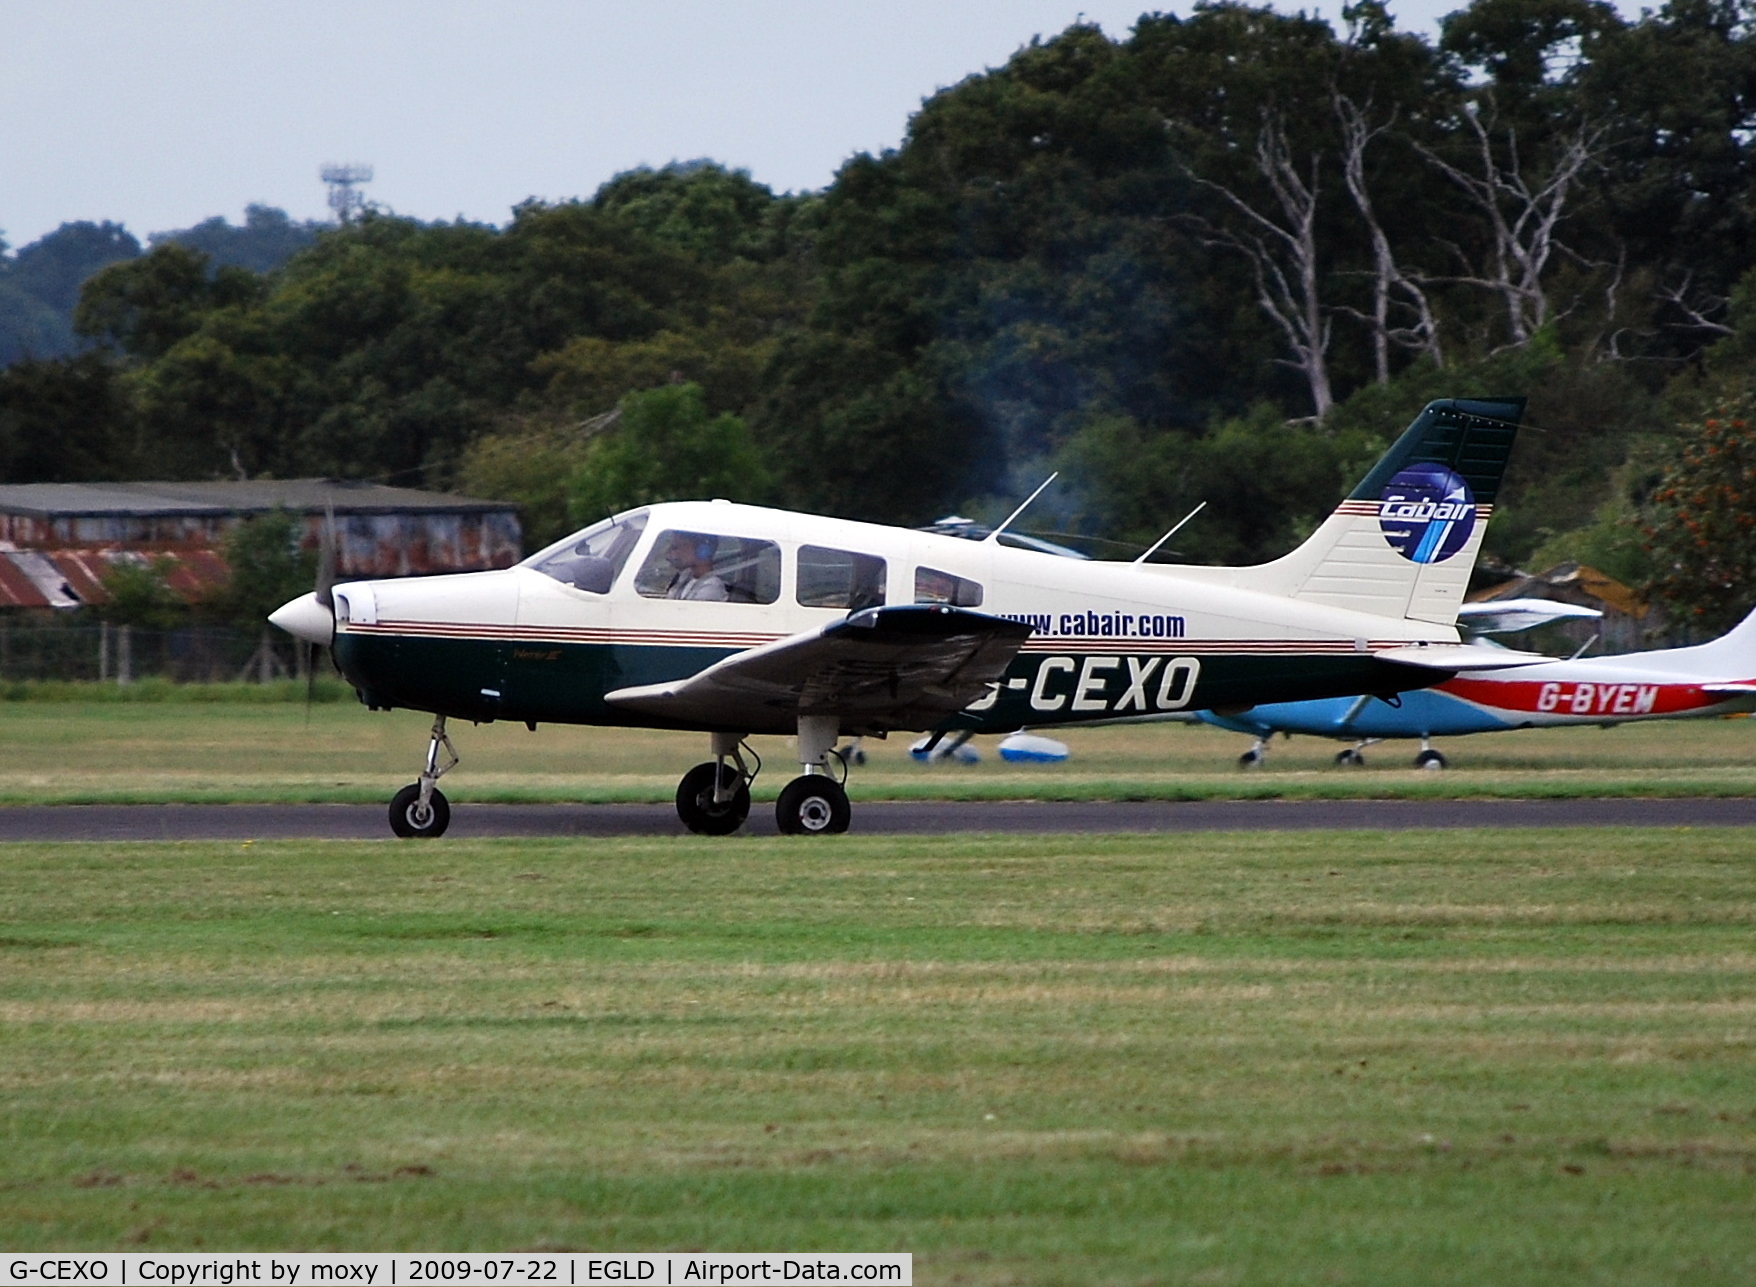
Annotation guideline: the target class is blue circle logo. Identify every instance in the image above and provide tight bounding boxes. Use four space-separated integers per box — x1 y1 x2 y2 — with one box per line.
1378 464 1476 564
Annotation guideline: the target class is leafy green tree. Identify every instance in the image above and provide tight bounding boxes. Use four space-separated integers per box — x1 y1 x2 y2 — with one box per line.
208 511 317 632
97 558 185 629
0 221 140 364
1643 398 1756 633
0 353 135 481
566 383 769 524
1059 406 1368 565
456 413 599 551
154 205 322 273
593 161 794 265
74 243 261 360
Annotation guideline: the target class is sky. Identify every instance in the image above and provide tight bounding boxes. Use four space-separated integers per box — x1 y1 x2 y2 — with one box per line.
2 0 1584 249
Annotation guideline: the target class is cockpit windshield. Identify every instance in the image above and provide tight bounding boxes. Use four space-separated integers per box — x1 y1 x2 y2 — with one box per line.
526 512 649 594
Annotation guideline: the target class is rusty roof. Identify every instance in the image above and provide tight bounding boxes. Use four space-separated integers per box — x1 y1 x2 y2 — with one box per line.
0 548 232 610
0 480 515 519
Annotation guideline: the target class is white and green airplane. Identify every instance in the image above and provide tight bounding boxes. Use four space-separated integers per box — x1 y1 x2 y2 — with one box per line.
271 397 1532 838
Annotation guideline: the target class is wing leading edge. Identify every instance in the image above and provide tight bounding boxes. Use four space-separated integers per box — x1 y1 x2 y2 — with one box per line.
603 604 1035 736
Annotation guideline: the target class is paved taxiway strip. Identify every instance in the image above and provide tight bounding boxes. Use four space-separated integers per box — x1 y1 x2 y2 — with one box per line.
0 797 1751 841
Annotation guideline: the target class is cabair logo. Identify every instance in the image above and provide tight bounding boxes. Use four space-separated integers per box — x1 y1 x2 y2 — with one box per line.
1378 464 1476 564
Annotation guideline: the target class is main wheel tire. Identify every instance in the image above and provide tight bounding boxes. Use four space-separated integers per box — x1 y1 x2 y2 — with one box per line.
1334 748 1366 768
1238 749 1265 770
676 761 751 836
389 783 450 838
1414 748 1448 771
775 775 851 835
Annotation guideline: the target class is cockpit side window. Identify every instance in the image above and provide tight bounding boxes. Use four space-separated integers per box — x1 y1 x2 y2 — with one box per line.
797 546 887 610
914 566 983 608
529 513 648 594
634 530 781 603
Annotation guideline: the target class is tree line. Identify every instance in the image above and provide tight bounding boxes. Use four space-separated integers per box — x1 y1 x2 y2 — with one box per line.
7 0 1756 631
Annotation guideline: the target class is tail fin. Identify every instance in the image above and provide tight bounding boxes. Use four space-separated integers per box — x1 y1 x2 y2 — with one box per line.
1656 605 1756 676
1213 397 1524 624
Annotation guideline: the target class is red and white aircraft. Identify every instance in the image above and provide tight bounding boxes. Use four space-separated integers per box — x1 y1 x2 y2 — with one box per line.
1202 607 1756 768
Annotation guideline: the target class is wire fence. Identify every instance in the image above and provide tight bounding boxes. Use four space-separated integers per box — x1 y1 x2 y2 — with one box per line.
0 622 308 684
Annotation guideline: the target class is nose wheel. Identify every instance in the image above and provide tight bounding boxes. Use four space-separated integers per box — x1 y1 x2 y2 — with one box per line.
390 782 450 837
390 715 457 838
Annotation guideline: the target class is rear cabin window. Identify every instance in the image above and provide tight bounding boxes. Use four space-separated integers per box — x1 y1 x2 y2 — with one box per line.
914 566 983 608
529 513 648 594
797 546 887 610
633 530 781 603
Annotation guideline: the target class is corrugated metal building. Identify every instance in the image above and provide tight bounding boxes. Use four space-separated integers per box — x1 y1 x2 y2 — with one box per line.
0 480 521 610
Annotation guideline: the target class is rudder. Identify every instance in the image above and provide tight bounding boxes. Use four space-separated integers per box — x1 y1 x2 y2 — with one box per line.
1244 397 1524 624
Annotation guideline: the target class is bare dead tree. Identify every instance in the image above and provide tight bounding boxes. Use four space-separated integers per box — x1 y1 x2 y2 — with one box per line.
1657 271 1734 338
1412 99 1605 349
1183 113 1334 417
1333 94 1443 380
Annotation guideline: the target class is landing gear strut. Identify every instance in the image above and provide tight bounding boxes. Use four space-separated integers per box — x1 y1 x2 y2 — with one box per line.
1333 738 1379 768
776 715 850 835
1238 738 1268 770
676 732 757 835
1413 739 1448 771
390 715 456 838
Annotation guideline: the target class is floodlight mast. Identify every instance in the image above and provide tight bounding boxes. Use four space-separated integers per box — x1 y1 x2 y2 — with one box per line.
320 163 374 224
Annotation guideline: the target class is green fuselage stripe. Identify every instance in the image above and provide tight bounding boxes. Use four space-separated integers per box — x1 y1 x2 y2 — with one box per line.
335 634 1434 734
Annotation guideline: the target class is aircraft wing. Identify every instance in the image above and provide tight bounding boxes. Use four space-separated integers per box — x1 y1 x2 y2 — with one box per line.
603 604 1035 735
1457 599 1601 634
1374 643 1551 671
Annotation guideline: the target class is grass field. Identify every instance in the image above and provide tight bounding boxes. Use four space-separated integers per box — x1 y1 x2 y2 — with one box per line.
0 699 1752 804
2 828 1754 1281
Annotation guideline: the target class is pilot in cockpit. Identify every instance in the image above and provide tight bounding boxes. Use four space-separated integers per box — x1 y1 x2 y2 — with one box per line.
664 532 730 602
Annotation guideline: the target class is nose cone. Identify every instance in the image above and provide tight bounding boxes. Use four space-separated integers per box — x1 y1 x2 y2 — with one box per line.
269 592 334 645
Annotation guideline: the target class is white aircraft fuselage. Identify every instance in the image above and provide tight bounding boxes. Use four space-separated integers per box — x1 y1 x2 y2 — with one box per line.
270 396 1531 835
319 499 1471 735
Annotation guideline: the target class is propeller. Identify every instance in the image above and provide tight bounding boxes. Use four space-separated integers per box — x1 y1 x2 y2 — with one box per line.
306 504 338 714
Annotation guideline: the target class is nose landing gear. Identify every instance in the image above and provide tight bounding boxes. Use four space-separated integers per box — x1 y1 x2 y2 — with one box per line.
390 715 457 838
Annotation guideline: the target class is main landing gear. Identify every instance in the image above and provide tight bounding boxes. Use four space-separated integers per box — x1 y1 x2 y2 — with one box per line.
390 715 457 838
1414 739 1448 771
676 733 756 836
777 717 850 835
672 717 852 836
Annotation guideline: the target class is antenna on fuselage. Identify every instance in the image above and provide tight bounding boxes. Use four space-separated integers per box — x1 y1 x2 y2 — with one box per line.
1133 501 1207 564
985 472 1058 545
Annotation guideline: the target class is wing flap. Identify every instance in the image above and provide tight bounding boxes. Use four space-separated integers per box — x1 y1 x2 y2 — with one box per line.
604 605 1034 734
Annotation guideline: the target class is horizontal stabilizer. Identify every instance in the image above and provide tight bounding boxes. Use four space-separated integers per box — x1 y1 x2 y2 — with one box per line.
1457 599 1601 634
1374 643 1550 671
